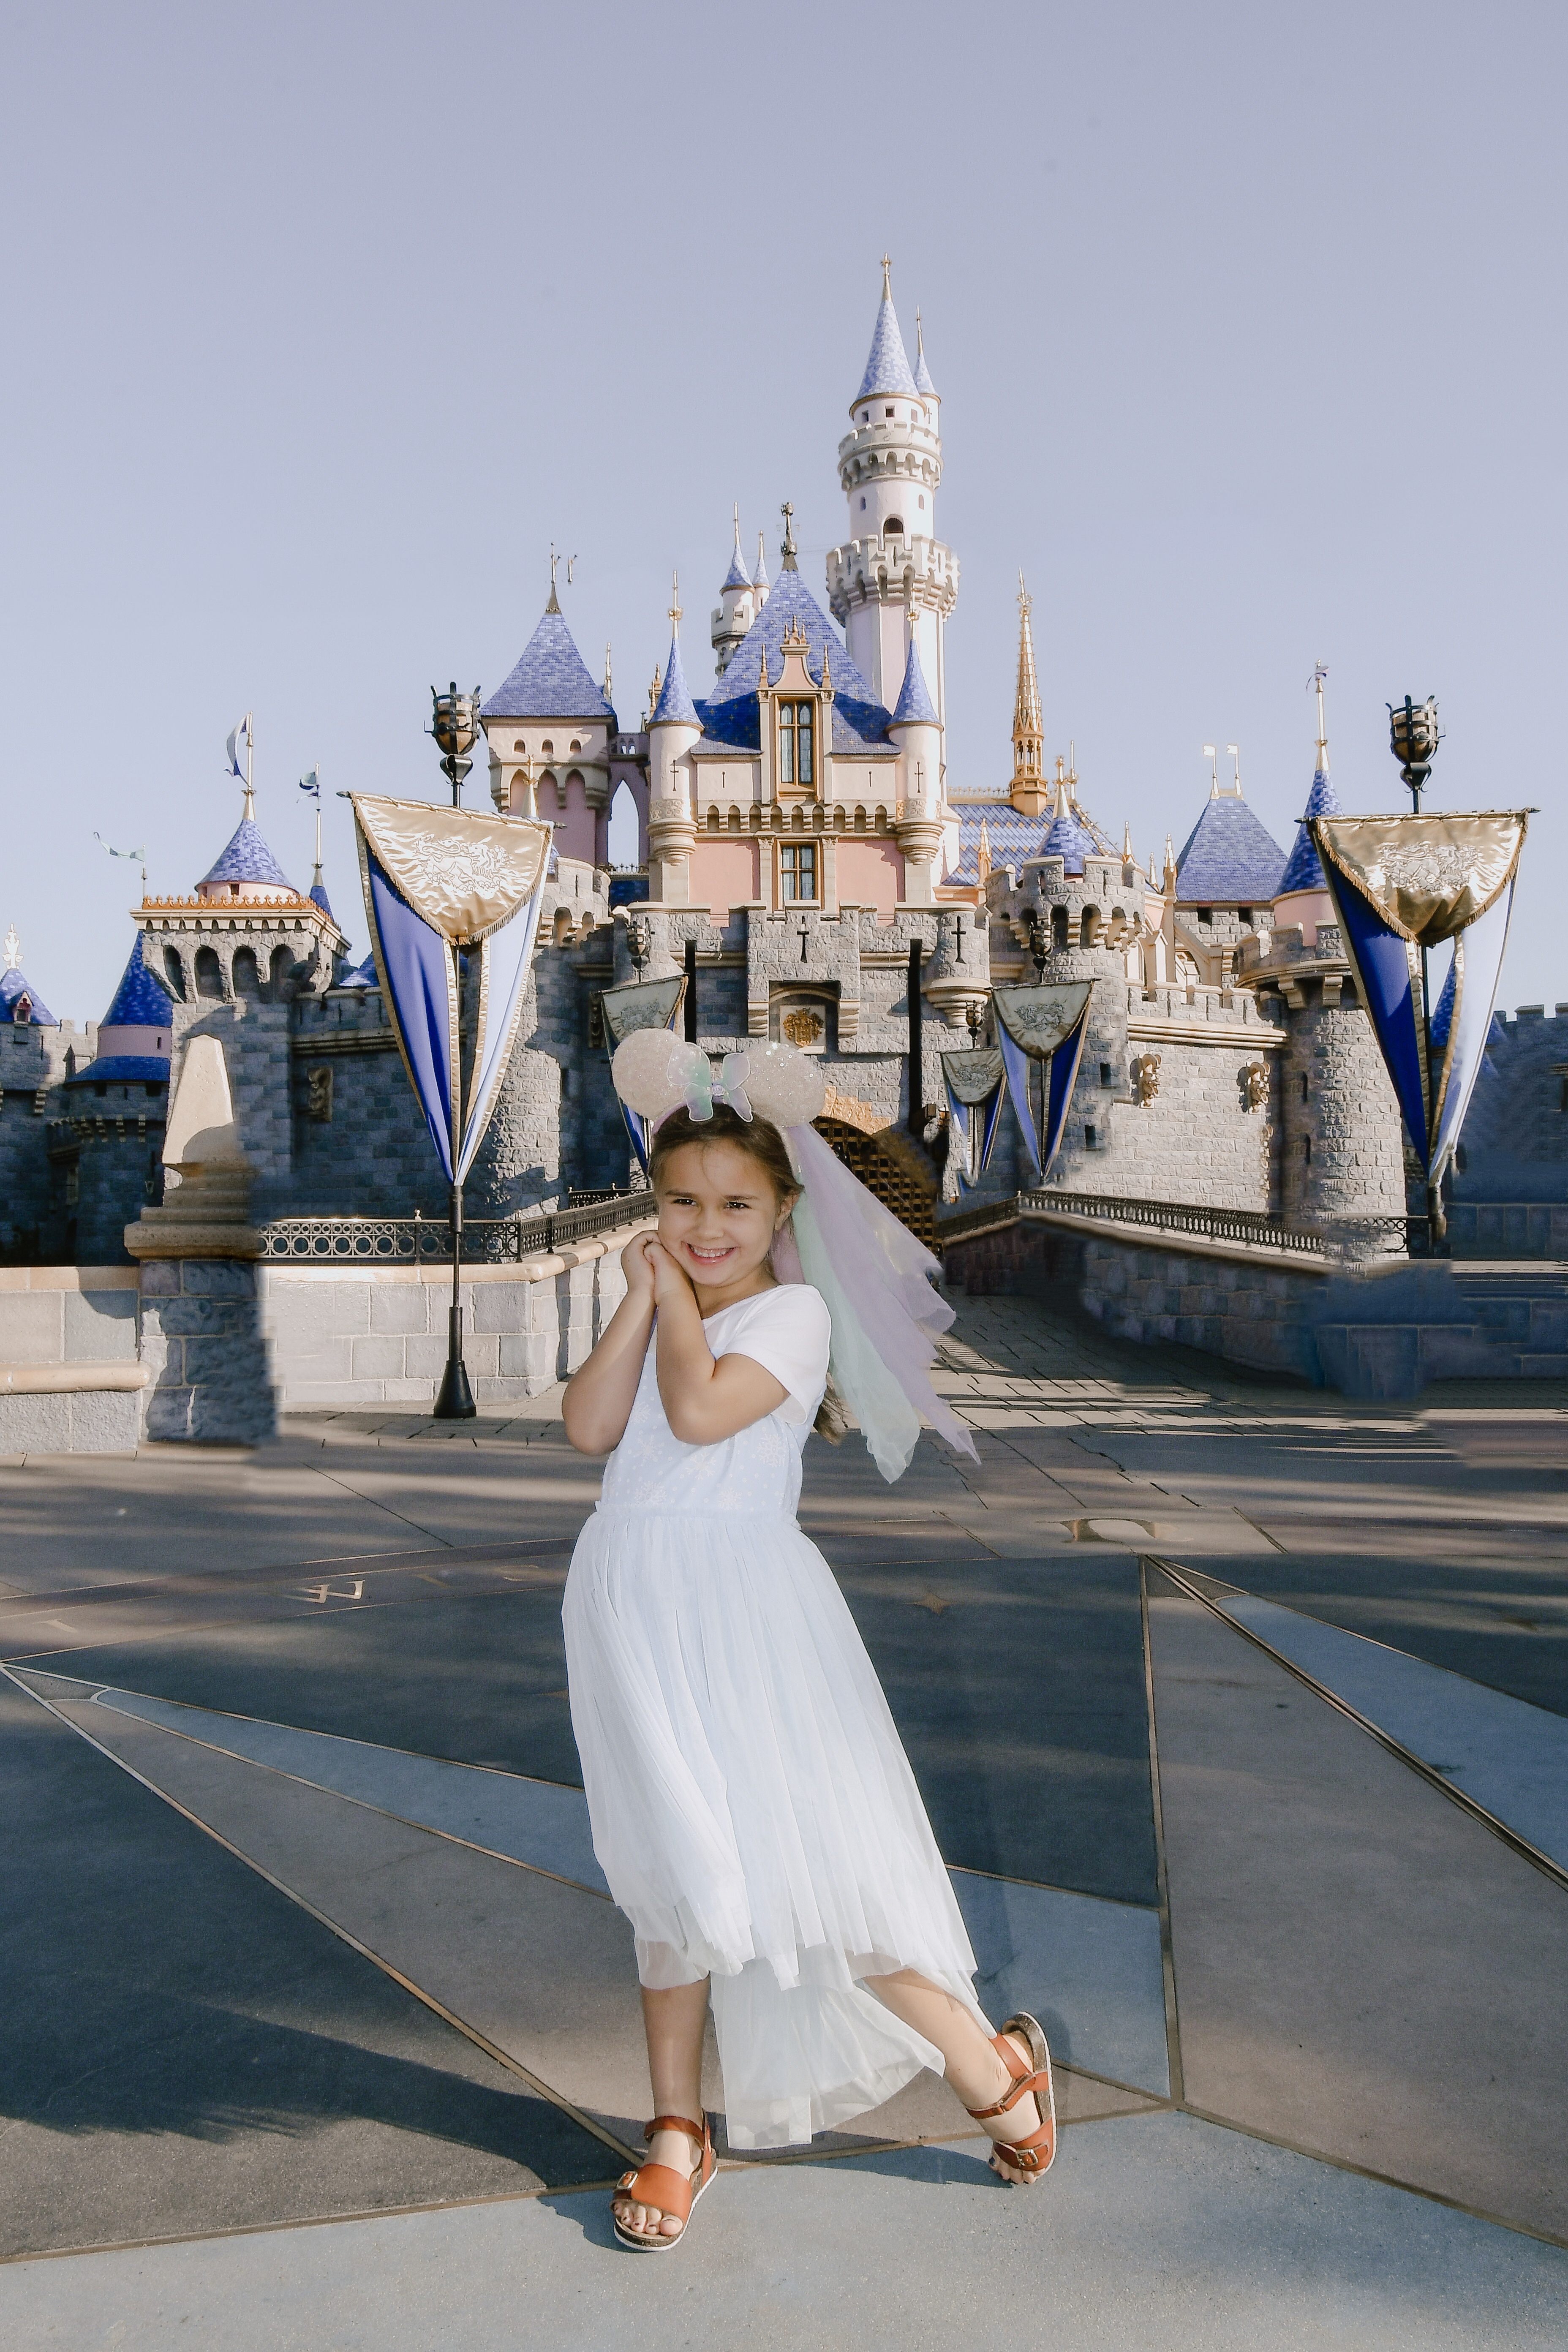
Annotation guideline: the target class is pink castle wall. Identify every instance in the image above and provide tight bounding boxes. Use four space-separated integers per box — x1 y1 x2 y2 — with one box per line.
691 836 758 910
835 837 902 916
548 772 598 866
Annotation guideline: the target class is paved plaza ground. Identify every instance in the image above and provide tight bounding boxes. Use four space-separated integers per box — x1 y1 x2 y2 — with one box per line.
2 1293 1566 2349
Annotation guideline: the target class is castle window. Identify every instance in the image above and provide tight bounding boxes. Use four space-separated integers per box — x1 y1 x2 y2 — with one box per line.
1100 1062 1112 1087
570 739 581 752
1300 1073 1309 1102
885 405 894 418
860 410 868 423
1198 907 1212 924
145 1082 161 1098
1303 1135 1312 1162
886 516 904 538
541 740 554 756
779 842 818 903
94 1082 106 1098
860 496 866 509
918 495 925 509
778 702 814 788
1084 1124 1097 1148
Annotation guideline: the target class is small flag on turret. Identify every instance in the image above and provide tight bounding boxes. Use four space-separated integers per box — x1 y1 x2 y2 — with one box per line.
225 715 251 779
94 832 146 863
299 769 321 800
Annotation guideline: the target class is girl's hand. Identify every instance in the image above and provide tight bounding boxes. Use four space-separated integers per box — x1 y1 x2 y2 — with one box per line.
620 1232 659 1304
644 1238 694 1308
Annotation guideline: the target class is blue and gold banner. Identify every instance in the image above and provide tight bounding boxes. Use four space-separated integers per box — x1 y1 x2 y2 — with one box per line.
940 1047 1006 1192
353 796 551 1184
1311 811 1527 1183
597 975 687 1172
992 981 1093 1184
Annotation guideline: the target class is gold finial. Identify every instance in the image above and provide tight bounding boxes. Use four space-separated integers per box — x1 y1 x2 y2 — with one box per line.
880 254 892 299
1122 819 1133 860
780 499 798 570
646 663 662 728
669 570 682 635
977 816 992 887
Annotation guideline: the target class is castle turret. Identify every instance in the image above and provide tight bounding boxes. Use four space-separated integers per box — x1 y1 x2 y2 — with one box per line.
710 510 756 677
826 261 957 715
1235 680 1406 1239
646 588 700 905
889 633 943 908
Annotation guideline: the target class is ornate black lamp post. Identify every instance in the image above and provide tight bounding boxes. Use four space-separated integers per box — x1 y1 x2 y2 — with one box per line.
430 681 483 1419
626 913 651 979
431 682 482 808
1387 694 1445 1248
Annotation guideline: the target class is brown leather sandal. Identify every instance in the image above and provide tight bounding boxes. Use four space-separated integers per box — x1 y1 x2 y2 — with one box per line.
966 2012 1057 2183
612 2112 715 2252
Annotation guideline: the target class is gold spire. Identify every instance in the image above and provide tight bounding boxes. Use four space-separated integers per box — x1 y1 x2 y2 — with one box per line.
1008 572 1047 817
669 569 682 637
977 816 992 887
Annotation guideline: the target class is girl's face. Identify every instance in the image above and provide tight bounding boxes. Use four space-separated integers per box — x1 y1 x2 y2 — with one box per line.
654 1139 793 1304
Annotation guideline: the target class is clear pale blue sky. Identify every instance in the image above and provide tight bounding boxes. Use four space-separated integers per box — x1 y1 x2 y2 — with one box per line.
4 0 1563 1024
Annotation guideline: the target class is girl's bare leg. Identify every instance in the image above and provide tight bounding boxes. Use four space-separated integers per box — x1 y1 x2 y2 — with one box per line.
865 1968 1045 2183
614 1979 710 2243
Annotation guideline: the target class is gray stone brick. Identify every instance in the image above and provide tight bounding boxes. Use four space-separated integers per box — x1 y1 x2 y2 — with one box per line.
65 1289 139 1361
351 1335 408 1379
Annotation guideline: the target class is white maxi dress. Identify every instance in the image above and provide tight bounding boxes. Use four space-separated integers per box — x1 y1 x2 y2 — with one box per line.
563 1282 988 2149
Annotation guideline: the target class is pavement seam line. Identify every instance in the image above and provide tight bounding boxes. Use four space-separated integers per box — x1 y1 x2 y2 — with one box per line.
1143 1555 1568 1898
77 1693 617 1901
12 1669 590 1795
1137 1557 1185 2110
0 1662 640 2171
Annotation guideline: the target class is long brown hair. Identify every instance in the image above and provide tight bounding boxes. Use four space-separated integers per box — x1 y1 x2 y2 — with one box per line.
647 1106 845 1443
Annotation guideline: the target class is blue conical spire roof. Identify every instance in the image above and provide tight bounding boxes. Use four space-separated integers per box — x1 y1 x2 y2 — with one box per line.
752 535 770 592
913 313 938 399
853 267 918 408
0 964 54 1024
101 932 172 1026
310 873 335 921
200 814 295 893
890 634 938 727
482 602 616 722
1277 765 1341 896
722 523 752 593
1040 802 1089 877
650 633 699 728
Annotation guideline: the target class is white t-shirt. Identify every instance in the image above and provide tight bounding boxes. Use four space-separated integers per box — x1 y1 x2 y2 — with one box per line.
598 1283 833 1519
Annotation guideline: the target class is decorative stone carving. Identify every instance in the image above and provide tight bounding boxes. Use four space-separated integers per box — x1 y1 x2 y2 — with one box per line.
1241 1061 1268 1112
305 1064 334 1122
1131 1052 1161 1107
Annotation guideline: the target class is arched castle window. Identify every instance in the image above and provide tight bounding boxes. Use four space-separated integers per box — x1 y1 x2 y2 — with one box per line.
195 946 223 1000
232 947 261 997
163 947 187 1001
778 702 814 788
1080 907 1100 948
541 740 554 756
886 516 904 537
1052 905 1069 952
270 945 292 998
607 780 639 865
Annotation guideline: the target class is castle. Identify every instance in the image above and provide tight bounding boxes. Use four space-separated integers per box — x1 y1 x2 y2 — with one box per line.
3 267 1563 1274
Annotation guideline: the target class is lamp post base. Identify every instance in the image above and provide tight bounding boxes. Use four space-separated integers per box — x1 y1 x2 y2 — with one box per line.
433 1304 476 1420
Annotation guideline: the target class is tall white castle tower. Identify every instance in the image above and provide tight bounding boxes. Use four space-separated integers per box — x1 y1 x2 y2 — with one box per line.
826 261 958 727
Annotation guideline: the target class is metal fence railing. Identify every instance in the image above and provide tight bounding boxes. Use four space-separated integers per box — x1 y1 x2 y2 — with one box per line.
259 1190 656 1264
935 1187 1334 1258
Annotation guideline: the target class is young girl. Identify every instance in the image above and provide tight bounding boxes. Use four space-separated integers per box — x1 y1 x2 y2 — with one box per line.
562 1034 1055 2252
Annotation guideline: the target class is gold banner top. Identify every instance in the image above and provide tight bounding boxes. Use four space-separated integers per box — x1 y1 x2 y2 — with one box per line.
352 795 551 945
1311 811 1528 946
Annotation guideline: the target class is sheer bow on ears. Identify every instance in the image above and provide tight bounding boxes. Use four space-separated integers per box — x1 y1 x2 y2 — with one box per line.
612 1032 826 1130
610 1029 977 1481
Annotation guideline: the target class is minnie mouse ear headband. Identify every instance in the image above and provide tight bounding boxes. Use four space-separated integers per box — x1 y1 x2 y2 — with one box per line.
611 1028 979 1484
612 1031 827 1134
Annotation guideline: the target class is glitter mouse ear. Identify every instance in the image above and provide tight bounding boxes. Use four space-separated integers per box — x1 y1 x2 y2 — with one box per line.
741 1040 827 1127
611 1029 702 1121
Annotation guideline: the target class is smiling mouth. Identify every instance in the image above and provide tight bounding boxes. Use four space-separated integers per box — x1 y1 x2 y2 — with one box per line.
686 1244 737 1263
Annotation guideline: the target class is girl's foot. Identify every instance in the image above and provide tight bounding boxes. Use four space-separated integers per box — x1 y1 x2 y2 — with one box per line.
966 2012 1057 2184
612 2114 714 2250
